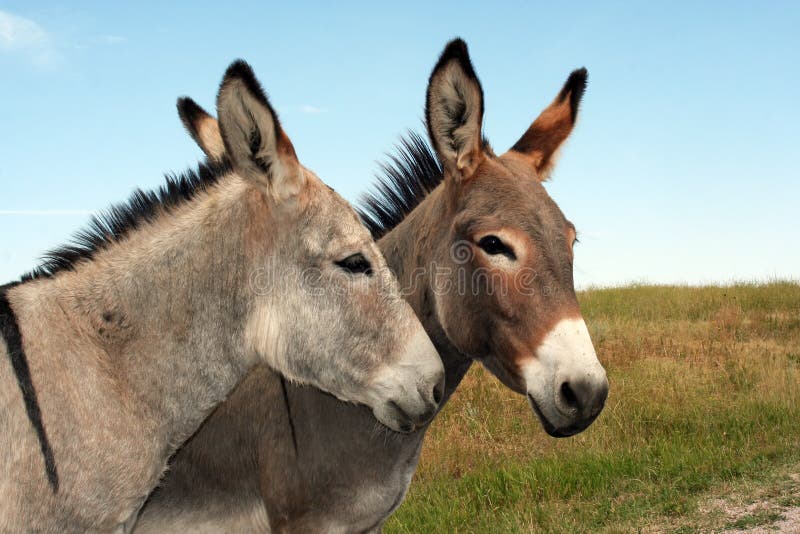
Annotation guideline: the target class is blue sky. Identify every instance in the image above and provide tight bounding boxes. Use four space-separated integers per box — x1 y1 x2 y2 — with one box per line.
1 1 798 287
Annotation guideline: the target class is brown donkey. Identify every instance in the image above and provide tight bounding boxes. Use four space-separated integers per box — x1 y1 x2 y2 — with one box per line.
0 61 444 532
135 39 608 532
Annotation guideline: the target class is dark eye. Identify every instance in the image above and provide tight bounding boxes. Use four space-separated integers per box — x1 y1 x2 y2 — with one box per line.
336 253 373 276
477 235 516 260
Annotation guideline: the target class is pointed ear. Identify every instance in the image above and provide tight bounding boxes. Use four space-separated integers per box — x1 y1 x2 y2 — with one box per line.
216 60 304 201
509 68 588 181
425 39 485 182
177 97 226 162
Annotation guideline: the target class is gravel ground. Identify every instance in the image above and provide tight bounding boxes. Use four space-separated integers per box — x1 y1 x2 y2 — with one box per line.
718 473 800 533
721 500 800 533
643 471 800 533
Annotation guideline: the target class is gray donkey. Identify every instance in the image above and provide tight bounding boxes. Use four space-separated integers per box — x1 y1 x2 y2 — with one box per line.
0 60 444 533
135 40 609 532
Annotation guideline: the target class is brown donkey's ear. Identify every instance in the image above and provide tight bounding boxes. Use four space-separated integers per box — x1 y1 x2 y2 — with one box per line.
216 60 304 201
177 97 226 162
426 39 485 182
510 68 588 181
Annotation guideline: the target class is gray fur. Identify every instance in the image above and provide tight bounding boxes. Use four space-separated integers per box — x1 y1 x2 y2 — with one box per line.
0 61 441 532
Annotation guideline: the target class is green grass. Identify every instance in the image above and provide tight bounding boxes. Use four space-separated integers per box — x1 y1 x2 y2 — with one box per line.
725 509 785 530
385 281 800 533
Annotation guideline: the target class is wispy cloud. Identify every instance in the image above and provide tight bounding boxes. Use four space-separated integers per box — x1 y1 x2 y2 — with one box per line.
301 104 327 115
0 10 58 67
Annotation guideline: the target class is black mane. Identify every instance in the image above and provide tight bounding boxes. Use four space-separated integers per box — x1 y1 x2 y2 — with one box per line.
22 159 232 282
23 130 463 281
357 131 443 239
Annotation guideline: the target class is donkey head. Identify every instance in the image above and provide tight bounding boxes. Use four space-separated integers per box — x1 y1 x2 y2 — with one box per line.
211 61 444 433
423 40 608 437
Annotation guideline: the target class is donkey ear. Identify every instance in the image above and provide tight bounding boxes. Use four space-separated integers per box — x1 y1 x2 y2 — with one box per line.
216 60 304 201
509 68 587 181
177 97 226 162
425 39 485 182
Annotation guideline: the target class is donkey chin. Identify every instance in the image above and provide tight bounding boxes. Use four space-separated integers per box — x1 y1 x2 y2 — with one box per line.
522 318 609 438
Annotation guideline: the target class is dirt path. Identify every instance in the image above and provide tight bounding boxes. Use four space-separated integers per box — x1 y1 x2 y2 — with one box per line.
716 483 800 533
726 507 800 533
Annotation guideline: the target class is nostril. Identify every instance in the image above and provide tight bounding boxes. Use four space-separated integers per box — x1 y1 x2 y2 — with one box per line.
560 381 580 410
594 381 610 415
432 379 444 405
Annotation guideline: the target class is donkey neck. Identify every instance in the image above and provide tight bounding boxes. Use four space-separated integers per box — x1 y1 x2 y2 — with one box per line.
378 185 472 404
24 177 262 444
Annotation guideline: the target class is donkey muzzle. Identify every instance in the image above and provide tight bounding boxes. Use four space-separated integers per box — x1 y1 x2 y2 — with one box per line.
523 317 609 437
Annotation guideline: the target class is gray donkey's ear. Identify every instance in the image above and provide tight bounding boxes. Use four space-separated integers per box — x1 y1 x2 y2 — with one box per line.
216 60 304 201
177 97 226 162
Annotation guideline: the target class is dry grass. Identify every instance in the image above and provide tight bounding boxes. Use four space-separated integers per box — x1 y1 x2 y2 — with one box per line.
386 281 800 533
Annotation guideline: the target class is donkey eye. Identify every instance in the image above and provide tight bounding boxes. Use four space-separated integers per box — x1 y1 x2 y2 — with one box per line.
477 235 516 260
336 253 373 276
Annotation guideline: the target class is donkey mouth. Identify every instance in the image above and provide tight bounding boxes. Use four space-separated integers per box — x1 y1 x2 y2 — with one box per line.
381 400 434 434
527 394 589 438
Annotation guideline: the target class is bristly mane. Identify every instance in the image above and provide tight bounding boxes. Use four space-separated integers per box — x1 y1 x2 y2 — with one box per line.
22 159 232 282
357 130 494 239
357 131 443 239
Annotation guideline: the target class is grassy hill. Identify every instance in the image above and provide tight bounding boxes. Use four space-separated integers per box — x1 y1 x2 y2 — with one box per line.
386 282 800 533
